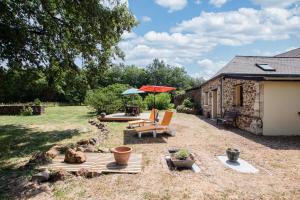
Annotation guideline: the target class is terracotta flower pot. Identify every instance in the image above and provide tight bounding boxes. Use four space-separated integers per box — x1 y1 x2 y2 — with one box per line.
111 146 132 165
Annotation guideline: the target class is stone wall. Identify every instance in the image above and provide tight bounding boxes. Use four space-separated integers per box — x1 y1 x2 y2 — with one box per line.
201 77 263 134
174 87 202 109
223 78 263 134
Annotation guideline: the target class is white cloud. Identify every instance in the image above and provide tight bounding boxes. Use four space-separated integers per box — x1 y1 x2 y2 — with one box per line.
251 0 300 8
122 31 137 40
154 0 187 12
119 6 300 78
195 0 201 5
171 7 300 45
209 0 228 7
119 31 215 68
196 59 227 79
101 0 129 8
141 16 151 22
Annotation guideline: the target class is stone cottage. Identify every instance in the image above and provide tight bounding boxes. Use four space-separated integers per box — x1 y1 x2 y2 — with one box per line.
199 48 300 136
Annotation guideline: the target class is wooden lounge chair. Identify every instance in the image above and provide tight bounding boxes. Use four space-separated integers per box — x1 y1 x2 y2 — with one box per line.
128 109 158 128
134 110 175 138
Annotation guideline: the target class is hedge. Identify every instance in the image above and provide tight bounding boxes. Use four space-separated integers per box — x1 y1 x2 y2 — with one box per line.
0 105 45 115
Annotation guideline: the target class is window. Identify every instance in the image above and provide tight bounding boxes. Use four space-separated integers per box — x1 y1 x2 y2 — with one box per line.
234 85 243 107
204 92 209 105
256 63 276 71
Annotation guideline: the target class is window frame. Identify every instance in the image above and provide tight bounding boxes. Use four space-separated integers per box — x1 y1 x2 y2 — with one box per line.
233 84 243 107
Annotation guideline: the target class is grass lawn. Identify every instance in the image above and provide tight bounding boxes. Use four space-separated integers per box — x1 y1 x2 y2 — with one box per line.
1 106 300 200
0 106 104 198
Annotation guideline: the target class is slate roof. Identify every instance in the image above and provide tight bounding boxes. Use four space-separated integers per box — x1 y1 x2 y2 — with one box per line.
190 48 300 90
275 48 300 58
213 56 300 78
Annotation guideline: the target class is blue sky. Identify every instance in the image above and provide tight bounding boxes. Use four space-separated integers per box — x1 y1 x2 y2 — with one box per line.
119 0 300 79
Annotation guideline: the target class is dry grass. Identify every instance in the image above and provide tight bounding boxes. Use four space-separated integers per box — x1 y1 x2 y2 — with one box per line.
1 108 300 200
51 113 300 200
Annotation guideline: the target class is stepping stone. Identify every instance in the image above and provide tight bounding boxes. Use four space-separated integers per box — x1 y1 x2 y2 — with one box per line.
217 156 259 174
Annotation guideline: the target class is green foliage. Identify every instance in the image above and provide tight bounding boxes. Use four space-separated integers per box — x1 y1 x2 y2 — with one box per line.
145 59 204 89
85 59 204 90
182 98 194 108
64 71 90 104
84 84 129 114
0 59 205 103
20 106 33 116
175 149 190 160
34 98 42 106
176 97 199 114
0 0 136 69
144 93 173 110
0 0 136 103
0 0 205 105
125 95 147 112
175 90 185 96
176 105 195 114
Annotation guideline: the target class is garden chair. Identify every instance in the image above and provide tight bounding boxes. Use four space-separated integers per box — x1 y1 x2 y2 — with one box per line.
216 110 239 127
128 108 158 128
134 110 175 138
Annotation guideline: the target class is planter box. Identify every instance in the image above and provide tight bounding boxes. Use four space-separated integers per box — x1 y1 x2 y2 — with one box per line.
0 105 45 115
170 154 195 168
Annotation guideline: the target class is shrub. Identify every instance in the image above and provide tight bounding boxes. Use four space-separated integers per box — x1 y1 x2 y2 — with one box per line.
84 84 130 114
144 93 173 110
20 106 33 116
182 98 194 108
176 105 195 114
175 149 190 160
34 98 42 106
125 95 147 112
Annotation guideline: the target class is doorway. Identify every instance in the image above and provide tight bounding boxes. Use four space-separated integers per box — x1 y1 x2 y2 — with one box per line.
212 90 218 118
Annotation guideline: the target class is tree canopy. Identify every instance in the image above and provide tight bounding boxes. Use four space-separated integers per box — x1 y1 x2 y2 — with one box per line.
0 0 136 69
0 1 205 104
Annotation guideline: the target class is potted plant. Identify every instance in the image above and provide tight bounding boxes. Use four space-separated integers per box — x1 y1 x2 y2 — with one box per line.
111 146 132 165
226 148 240 162
100 112 106 118
170 149 195 168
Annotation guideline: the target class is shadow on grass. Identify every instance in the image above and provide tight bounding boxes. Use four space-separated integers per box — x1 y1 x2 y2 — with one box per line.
197 116 300 150
0 124 81 199
76 111 97 120
123 129 168 144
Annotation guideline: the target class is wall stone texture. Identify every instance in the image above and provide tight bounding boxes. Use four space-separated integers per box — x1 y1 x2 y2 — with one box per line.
200 77 263 134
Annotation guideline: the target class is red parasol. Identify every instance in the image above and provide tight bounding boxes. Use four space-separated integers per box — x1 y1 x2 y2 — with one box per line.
139 85 176 93
139 85 176 122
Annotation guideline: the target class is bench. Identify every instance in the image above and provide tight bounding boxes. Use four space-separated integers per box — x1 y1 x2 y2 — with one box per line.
216 111 239 127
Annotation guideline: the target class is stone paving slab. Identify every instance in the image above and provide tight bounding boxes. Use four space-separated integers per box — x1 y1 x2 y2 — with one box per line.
218 156 259 173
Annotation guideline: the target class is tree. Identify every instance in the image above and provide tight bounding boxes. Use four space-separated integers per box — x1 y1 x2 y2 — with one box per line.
0 0 136 69
64 70 90 104
121 65 148 87
85 83 130 114
145 59 204 90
